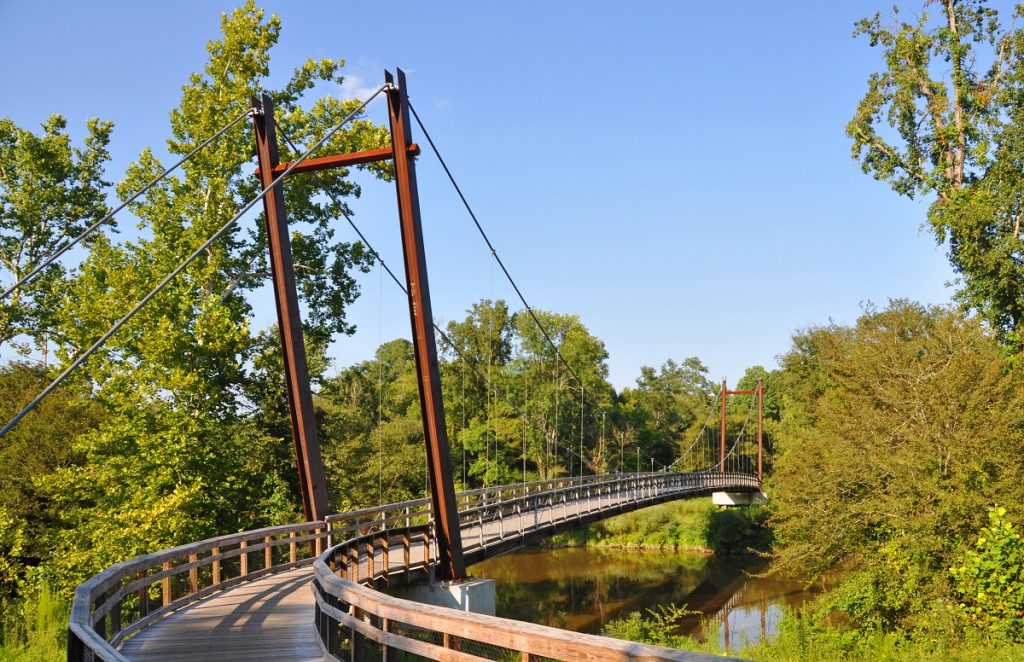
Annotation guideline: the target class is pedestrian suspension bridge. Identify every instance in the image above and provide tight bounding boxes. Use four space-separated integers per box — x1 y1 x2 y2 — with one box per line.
0 71 765 661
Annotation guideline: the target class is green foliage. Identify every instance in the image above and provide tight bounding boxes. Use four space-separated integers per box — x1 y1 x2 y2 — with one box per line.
0 114 111 354
849 1 1024 358
735 605 1024 661
770 302 1024 580
548 499 770 554
602 603 702 650
0 584 68 661
705 504 772 554
0 1 385 597
769 301 1024 638
619 357 714 472
950 507 1024 640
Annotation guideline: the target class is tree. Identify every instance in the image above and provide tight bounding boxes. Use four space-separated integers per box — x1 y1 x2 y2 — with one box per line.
28 2 388 588
319 339 428 510
0 115 111 354
620 357 715 469
769 301 1024 629
512 309 613 478
849 0 1024 358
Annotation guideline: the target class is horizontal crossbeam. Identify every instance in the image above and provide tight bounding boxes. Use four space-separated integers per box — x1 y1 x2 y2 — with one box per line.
270 143 420 176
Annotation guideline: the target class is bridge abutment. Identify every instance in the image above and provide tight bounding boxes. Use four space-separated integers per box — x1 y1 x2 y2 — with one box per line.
712 491 767 507
402 578 497 615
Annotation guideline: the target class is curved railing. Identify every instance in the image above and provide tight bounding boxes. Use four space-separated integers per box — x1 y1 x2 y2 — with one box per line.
69 471 758 661
314 471 757 661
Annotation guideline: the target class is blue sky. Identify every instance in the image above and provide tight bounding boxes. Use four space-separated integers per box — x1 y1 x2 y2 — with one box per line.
0 1 993 389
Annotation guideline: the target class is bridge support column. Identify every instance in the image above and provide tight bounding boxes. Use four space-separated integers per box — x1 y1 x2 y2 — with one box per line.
402 578 496 616
252 94 329 522
712 491 767 507
385 69 466 581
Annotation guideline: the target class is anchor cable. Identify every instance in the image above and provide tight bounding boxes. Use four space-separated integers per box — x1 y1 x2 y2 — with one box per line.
0 87 387 438
1 107 256 302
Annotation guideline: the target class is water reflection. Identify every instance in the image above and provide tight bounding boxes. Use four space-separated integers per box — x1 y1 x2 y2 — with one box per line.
471 546 818 649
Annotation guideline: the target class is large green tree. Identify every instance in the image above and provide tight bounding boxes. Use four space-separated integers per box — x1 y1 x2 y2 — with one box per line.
850 0 1024 359
0 115 111 354
30 2 387 587
769 301 1024 631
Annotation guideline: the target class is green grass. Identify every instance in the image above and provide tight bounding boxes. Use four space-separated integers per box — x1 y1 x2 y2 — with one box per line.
0 586 68 662
603 603 1024 662
547 498 771 553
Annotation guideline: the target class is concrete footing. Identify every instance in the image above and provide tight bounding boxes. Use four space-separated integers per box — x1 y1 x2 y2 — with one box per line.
404 578 496 615
712 491 767 506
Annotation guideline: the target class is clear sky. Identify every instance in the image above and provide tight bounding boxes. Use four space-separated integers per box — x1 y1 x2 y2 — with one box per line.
0 1 993 390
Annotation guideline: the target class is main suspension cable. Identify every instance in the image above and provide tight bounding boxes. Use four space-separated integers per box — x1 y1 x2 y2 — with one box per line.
713 390 756 472
668 390 721 471
273 123 609 477
408 103 592 396
0 86 387 439
0 107 256 302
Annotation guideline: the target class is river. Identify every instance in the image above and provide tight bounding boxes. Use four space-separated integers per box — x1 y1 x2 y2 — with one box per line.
471 546 818 651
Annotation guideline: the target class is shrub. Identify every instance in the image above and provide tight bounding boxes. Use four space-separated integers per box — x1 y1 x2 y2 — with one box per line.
949 507 1024 642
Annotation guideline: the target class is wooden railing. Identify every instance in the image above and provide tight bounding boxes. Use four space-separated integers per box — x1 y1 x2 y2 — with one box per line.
69 470 758 661
67 521 330 661
314 471 757 661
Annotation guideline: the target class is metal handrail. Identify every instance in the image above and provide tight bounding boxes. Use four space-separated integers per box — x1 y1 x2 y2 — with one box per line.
68 471 760 660
314 470 758 661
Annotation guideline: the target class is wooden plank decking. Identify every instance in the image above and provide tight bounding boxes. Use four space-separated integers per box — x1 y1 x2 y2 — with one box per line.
115 476 750 661
118 567 321 661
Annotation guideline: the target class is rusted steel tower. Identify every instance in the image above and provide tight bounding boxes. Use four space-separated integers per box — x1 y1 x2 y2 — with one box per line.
251 69 466 580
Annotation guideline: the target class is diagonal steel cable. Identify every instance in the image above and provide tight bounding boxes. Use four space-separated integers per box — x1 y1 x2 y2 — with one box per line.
668 390 722 471
409 101 668 472
0 86 387 439
1 107 256 301
274 121 596 474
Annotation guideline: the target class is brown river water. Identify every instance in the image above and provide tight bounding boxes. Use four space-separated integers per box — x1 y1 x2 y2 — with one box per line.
471 546 819 651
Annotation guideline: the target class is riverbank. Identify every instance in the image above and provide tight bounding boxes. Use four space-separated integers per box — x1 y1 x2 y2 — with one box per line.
545 499 771 554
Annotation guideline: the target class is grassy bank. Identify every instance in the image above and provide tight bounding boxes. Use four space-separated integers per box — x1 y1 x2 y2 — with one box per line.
604 604 1024 661
0 586 67 662
547 498 771 554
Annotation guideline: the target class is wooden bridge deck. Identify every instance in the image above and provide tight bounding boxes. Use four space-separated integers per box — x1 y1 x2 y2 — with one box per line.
111 475 754 661
118 567 321 661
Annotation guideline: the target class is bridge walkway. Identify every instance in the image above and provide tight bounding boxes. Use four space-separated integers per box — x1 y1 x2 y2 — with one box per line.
117 480 683 660
119 567 319 661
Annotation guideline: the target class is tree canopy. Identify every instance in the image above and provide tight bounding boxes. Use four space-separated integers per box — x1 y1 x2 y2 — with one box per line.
850 0 1024 359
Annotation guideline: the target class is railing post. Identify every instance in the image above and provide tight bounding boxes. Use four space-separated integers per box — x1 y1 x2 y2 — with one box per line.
94 591 106 640
137 571 149 617
212 547 221 585
381 617 390 662
188 553 198 595
402 532 411 582
326 592 341 656
289 531 297 565
110 592 121 639
265 535 273 569
162 562 172 606
350 606 363 662
67 629 85 662
240 540 249 577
